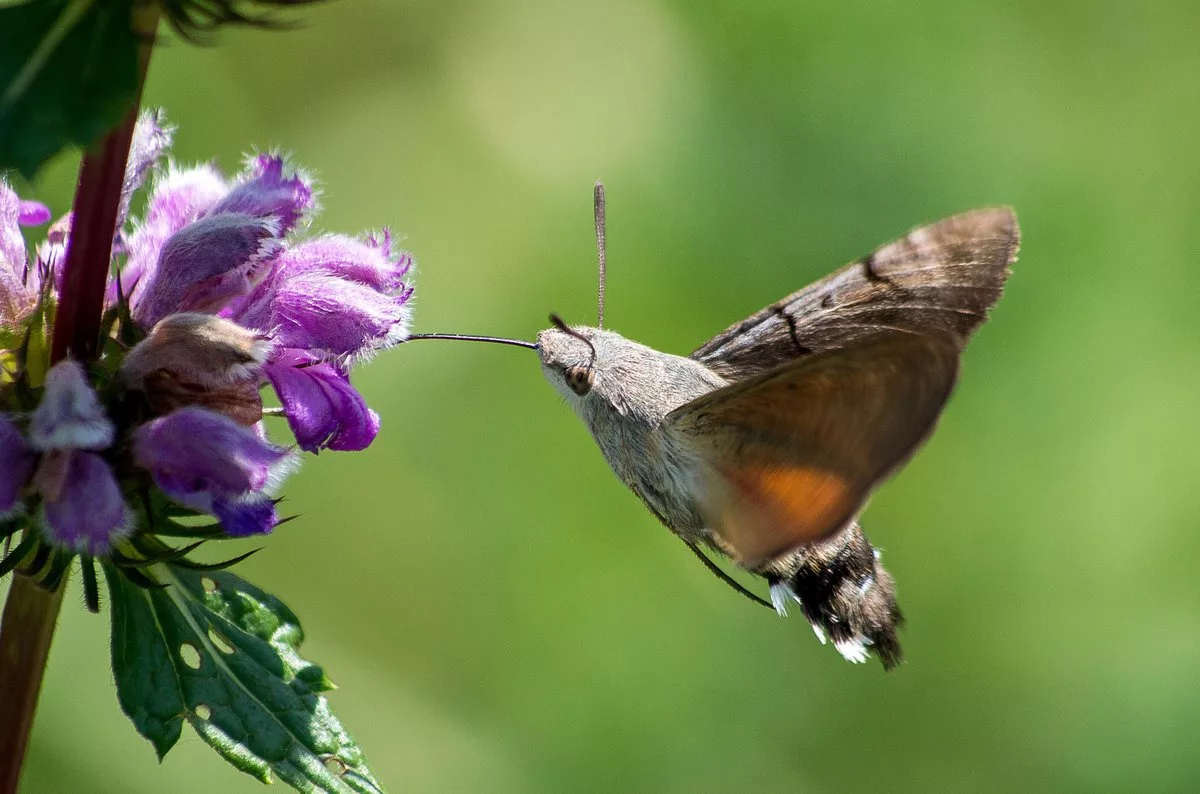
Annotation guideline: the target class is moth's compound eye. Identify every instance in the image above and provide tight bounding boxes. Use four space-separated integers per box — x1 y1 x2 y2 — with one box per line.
564 365 595 396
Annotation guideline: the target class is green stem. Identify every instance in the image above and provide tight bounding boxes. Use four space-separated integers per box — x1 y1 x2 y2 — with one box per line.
0 5 159 789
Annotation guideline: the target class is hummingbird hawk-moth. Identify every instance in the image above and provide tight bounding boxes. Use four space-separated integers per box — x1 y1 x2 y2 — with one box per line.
409 186 1019 669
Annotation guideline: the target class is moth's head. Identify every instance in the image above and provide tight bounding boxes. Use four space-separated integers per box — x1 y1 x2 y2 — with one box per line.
536 316 602 401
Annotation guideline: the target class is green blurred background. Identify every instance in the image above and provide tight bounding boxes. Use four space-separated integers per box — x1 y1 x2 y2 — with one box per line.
8 0 1200 790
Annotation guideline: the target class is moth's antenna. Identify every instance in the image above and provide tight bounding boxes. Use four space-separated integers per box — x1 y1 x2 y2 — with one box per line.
549 313 596 369
403 333 537 351
594 181 607 329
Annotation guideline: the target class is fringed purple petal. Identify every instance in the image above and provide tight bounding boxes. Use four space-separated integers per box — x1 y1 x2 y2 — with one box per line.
117 109 174 230
213 496 277 536
0 416 34 517
29 361 114 452
210 154 314 237
270 233 411 292
132 213 281 328
133 406 288 497
266 357 380 452
40 451 129 554
256 271 411 359
116 164 230 310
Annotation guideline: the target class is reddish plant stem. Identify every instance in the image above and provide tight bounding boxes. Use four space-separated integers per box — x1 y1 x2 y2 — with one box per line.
0 7 159 790
49 106 142 363
0 576 67 791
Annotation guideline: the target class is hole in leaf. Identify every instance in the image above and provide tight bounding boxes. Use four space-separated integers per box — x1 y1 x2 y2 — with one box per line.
201 576 217 594
194 703 211 720
179 643 202 669
208 627 234 654
323 756 348 776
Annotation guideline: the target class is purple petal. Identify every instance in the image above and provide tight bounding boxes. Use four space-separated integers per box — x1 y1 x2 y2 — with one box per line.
0 416 34 517
255 271 411 359
132 213 281 328
210 154 313 237
117 109 174 230
18 201 51 226
269 233 412 292
40 452 129 554
266 357 380 452
133 406 289 498
213 496 277 537
0 182 38 332
29 361 114 452
115 164 230 310
0 182 26 270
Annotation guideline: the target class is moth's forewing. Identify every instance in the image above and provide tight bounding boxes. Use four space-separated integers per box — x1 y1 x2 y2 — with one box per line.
667 333 959 568
692 207 1019 380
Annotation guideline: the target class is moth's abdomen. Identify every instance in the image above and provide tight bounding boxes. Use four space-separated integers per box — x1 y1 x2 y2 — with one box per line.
765 521 904 670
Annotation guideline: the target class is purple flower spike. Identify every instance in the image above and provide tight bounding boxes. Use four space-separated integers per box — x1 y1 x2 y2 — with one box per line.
267 357 380 452
18 201 51 226
133 213 281 328
40 451 130 554
0 417 35 517
133 407 291 535
29 361 114 452
211 154 314 237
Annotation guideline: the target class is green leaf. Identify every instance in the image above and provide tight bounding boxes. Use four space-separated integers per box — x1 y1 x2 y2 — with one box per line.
105 563 382 792
0 0 140 179
106 561 185 760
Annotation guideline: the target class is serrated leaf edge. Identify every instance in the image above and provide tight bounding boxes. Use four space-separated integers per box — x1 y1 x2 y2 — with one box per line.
154 564 381 793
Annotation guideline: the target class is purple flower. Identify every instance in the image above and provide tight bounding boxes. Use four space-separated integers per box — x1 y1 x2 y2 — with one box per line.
119 153 314 320
133 407 292 536
209 153 313 234
21 362 130 554
120 152 412 452
266 353 380 452
0 111 418 570
132 213 281 327
233 233 413 357
0 417 35 518
114 163 230 308
36 451 130 554
29 361 115 452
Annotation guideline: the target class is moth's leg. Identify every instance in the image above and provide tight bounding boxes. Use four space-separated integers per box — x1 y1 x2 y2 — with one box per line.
683 540 773 610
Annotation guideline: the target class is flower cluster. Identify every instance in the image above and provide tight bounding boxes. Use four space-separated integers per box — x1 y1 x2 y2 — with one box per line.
0 111 413 582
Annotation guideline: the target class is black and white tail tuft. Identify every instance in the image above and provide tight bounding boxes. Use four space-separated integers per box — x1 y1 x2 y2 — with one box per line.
766 521 904 670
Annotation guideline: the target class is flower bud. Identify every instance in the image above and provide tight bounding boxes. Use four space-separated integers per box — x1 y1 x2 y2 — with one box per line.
29 361 114 452
121 313 271 424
